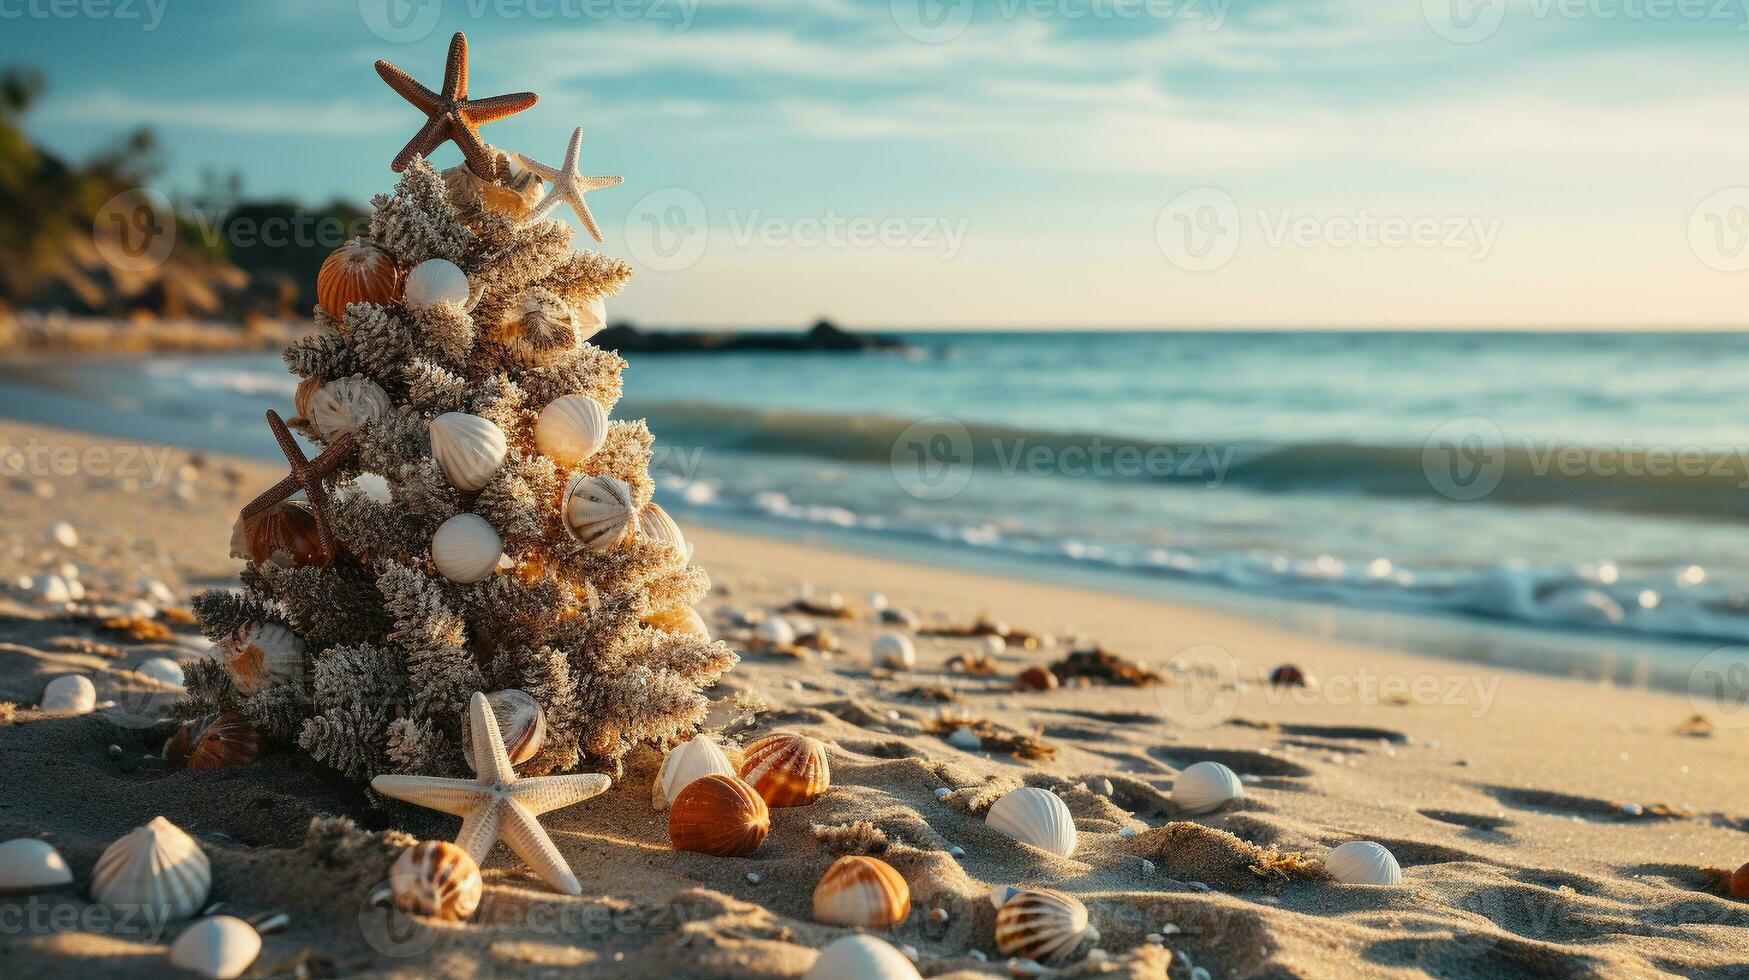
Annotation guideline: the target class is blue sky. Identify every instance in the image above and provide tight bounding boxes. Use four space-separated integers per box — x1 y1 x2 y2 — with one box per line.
8 0 1749 328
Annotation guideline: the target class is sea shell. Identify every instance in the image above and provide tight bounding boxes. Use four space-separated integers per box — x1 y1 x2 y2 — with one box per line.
92 816 211 921
0 838 73 892
219 622 305 695
653 735 738 811
499 288 581 364
429 413 507 492
229 499 330 567
463 689 547 773
813 855 910 928
872 632 916 670
739 732 830 808
577 295 607 341
1732 861 1749 898
294 376 323 419
403 258 470 309
1269 664 1309 687
169 915 260 980
33 573 73 605
803 935 922 980
755 616 796 648
1326 841 1402 885
534 395 608 466
443 155 544 222
431 513 502 584
563 474 636 551
1172 761 1244 815
390 841 483 921
162 712 262 771
136 657 185 688
668 774 769 856
994 888 1094 962
638 503 687 557
986 787 1077 858
646 606 711 640
41 674 95 714
317 239 400 320
1016 666 1058 691
306 376 393 441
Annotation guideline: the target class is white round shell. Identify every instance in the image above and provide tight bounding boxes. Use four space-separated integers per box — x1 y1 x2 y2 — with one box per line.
431 514 502 584
653 735 737 810
403 258 470 309
637 503 687 557
756 616 796 647
41 674 95 714
563 474 636 551
92 816 211 921
803 934 921 980
986 786 1077 858
306 376 392 441
534 395 608 466
170 915 261 980
1326 841 1402 885
135 657 186 689
1172 761 1244 815
0 838 73 892
577 295 606 341
871 632 916 670
429 413 507 492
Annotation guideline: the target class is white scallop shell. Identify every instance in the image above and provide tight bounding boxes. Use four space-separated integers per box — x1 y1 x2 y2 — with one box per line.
986 787 1077 858
577 295 606 342
41 674 95 713
429 413 507 492
653 735 737 811
755 616 796 647
431 514 501 584
563 474 636 551
135 657 186 688
994 888 1095 963
872 632 915 670
1172 761 1244 815
638 503 687 556
170 915 261 980
0 838 73 892
92 816 211 921
403 258 470 309
1326 841 1402 885
219 622 305 695
534 395 608 466
306 376 392 441
803 934 921 980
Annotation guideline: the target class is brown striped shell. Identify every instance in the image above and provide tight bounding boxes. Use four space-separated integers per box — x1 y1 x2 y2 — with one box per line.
812 855 910 928
316 239 400 321
390 841 483 922
461 689 547 773
668 774 769 857
162 712 262 770
994 888 1092 963
738 732 830 808
229 500 331 568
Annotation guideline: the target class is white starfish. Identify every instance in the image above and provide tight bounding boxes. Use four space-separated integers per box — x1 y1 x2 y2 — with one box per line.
372 692 610 896
516 127 624 243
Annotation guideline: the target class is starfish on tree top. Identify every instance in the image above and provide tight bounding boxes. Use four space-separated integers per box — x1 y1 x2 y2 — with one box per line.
372 692 611 896
516 127 624 243
241 410 358 562
376 31 538 178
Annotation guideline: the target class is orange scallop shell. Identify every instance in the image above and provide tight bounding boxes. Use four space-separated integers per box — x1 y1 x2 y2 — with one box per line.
645 606 711 640
161 712 263 770
738 732 830 808
390 841 483 922
812 855 910 928
294 377 323 420
668 774 769 857
317 239 401 321
230 499 331 567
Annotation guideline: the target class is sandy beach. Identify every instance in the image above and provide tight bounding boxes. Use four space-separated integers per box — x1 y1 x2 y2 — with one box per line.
1 419 1746 979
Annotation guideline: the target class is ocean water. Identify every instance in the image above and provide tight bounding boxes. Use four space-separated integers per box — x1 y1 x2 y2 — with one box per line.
4 331 1747 686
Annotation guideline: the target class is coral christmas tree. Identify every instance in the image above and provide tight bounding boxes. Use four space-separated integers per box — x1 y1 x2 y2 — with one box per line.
186 33 735 786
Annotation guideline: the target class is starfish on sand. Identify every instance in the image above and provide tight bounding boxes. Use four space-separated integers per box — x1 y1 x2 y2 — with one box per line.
516 127 624 243
376 31 538 178
372 692 611 896
241 410 358 562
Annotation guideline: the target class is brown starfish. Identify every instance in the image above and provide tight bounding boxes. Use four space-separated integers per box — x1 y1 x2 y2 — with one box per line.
240 411 360 562
376 31 538 178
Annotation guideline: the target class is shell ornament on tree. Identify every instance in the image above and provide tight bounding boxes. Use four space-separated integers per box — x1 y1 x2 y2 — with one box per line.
563 474 637 551
91 816 211 921
429 413 508 492
462 689 547 773
390 841 484 921
813 855 910 928
219 622 305 695
403 258 471 309
653 735 738 811
646 606 710 640
230 500 330 568
317 239 401 320
1172 761 1244 815
162 712 263 771
986 787 1077 858
738 732 830 808
577 295 607 342
501 288 581 365
442 154 544 222
1326 841 1402 885
534 395 608 466
637 503 687 557
668 774 770 856
431 513 503 584
994 888 1095 963
305 377 393 442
